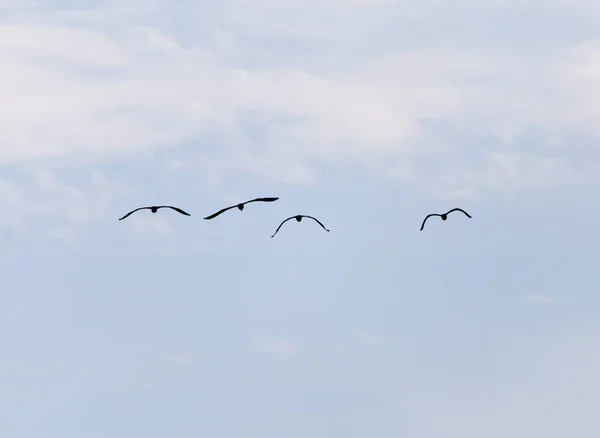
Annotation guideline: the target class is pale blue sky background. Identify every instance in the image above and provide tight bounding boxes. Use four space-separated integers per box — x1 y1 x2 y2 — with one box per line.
1 0 600 437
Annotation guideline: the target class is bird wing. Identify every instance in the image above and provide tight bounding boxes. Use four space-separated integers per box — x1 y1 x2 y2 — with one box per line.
204 197 279 219
244 197 280 204
446 208 472 218
118 207 149 221
271 216 296 238
160 206 191 216
302 215 330 232
203 205 235 220
419 214 440 231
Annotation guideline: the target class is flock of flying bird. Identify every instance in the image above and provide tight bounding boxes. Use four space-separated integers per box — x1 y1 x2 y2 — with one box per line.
117 198 472 235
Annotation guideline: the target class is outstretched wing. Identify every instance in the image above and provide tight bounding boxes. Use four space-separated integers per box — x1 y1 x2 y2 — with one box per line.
204 197 279 220
203 205 235 220
244 197 279 204
118 207 149 221
420 214 440 231
302 215 330 232
271 216 296 238
446 208 472 218
160 206 191 216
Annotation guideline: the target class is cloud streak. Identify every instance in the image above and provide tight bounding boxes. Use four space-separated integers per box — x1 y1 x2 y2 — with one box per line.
251 338 300 360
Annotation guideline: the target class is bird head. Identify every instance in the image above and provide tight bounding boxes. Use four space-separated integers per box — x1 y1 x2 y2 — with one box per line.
441 214 447 220
151 206 159 213
238 204 244 211
295 216 302 222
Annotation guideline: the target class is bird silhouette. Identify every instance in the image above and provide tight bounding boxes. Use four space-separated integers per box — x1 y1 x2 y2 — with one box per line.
204 197 279 220
118 206 191 221
420 208 471 231
271 215 330 238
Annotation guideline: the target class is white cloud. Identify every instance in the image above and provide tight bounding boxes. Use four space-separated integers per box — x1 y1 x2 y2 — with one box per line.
0 169 131 233
355 330 384 346
525 294 554 304
252 338 300 360
0 0 599 229
161 352 202 365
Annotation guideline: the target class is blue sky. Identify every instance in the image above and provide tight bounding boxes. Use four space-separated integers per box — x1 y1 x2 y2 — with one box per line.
1 0 600 437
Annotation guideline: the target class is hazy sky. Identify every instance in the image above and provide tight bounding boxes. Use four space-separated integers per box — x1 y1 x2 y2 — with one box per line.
1 0 600 437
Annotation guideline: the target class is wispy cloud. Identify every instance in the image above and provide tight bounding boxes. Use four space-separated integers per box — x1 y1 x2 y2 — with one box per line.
251 338 300 360
0 0 599 202
160 352 202 366
525 294 554 304
1 0 599 243
355 330 384 346
0 169 131 233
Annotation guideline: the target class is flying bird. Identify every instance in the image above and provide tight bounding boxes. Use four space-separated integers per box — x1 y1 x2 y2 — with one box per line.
203 197 279 220
420 208 471 231
271 215 330 238
118 206 191 221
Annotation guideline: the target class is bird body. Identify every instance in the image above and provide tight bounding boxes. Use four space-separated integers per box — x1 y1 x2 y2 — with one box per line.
271 214 330 238
204 197 279 220
118 205 191 221
420 208 471 231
